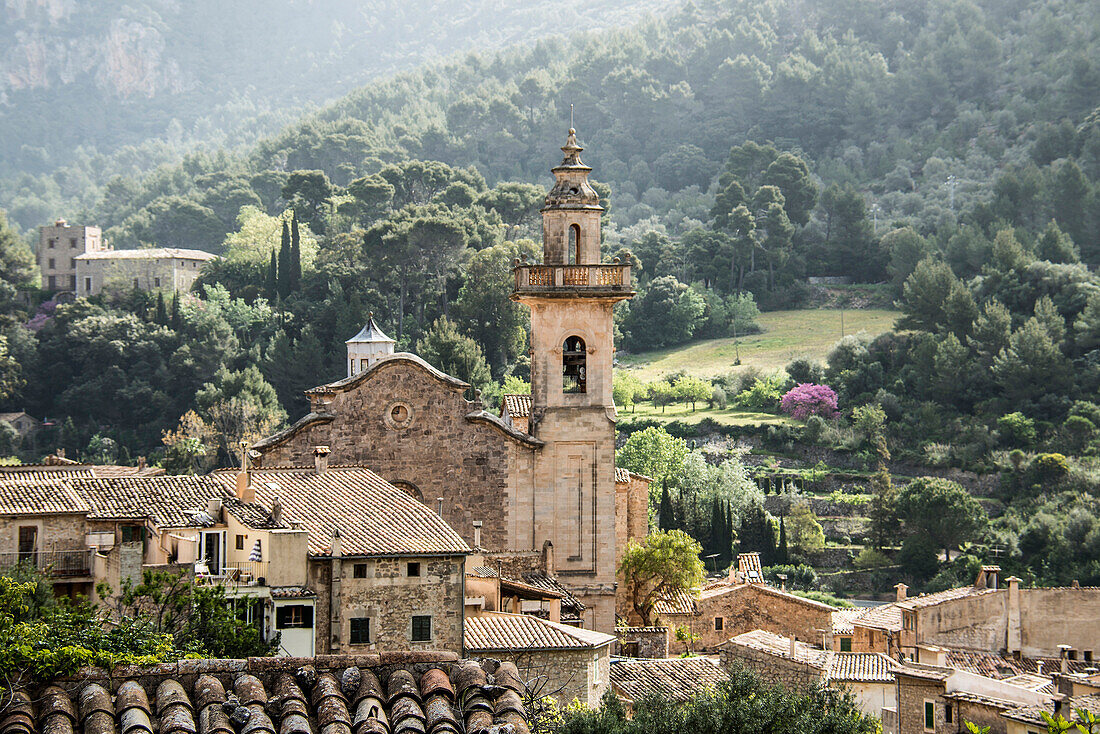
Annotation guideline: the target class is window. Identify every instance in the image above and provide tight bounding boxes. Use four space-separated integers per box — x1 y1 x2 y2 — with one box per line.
411 615 432 642
1069 650 1078 660
48 258 55 269
1086 651 1093 662
120 526 143 543
562 336 586 393
945 704 953 724
69 238 77 248
407 562 421 577
840 637 852 652
276 605 313 629
350 617 371 644
924 701 935 731
48 275 56 289
18 526 37 563
568 224 580 264
354 563 368 578
69 275 76 289
69 258 76 268
48 239 55 249
714 616 724 632
154 277 160 287
235 534 246 550
84 277 91 292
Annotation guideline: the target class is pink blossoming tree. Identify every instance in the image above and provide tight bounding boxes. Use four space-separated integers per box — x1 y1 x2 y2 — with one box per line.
780 383 839 420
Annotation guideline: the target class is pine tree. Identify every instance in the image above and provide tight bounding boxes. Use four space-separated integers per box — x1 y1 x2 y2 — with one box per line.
155 291 167 325
658 483 676 531
778 516 790 564
266 249 278 300
289 215 302 291
277 219 291 299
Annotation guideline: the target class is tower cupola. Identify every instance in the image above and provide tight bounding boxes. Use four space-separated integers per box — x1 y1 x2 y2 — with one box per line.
345 313 395 377
542 128 603 265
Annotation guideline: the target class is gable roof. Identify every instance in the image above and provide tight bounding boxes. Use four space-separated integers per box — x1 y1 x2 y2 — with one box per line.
611 658 730 704
71 476 239 527
20 653 532 734
211 467 469 558
897 585 996 610
853 601 904 632
74 247 216 261
724 629 830 670
0 478 90 515
827 653 901 683
654 586 699 617
832 608 863 635
464 612 615 652
306 352 469 395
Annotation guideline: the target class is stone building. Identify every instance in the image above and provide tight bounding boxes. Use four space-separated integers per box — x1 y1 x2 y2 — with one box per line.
0 411 41 439
250 129 648 634
75 247 216 296
37 219 104 292
464 611 616 708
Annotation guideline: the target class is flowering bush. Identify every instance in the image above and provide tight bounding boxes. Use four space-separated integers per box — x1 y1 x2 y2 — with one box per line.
779 383 838 420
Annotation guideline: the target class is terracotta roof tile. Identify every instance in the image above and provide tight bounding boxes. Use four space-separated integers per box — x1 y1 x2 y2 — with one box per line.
71 476 242 527
724 630 830 670
74 247 215 261
502 394 531 418
945 649 1093 679
26 654 530 734
832 609 862 635
464 613 616 652
896 585 996 610
269 586 316 599
853 602 904 631
654 587 699 617
1003 694 1100 726
827 653 900 683
611 658 730 703
211 468 469 558
737 553 763 583
0 478 89 515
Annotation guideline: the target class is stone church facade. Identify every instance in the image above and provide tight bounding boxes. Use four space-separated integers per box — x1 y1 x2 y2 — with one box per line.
252 130 648 633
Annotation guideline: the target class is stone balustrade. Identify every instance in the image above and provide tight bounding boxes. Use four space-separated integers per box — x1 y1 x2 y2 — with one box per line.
513 261 632 295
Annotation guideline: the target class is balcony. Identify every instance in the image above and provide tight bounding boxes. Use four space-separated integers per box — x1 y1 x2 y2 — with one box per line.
196 560 269 587
513 262 633 298
0 549 94 577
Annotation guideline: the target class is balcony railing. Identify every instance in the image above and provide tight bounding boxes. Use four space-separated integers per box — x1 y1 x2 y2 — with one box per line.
514 262 632 295
0 549 94 577
196 560 269 587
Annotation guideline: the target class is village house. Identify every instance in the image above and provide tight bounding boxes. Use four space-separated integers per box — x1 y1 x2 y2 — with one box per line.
37 219 104 292
610 657 730 716
652 552 837 652
0 411 41 439
847 568 1100 661
249 129 649 634
74 246 216 296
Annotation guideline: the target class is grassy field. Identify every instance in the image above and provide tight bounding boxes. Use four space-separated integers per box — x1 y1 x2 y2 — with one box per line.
617 308 899 381
618 402 795 426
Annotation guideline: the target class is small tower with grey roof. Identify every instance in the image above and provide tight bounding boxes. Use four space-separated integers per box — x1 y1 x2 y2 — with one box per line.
345 314 395 377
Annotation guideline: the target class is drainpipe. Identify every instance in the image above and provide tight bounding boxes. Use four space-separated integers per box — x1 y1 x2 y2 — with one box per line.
330 528 342 652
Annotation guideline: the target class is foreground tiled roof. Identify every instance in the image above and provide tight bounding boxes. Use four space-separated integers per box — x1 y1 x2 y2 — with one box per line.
502 394 531 418
465 612 616 652
1003 694 1100 725
14 653 530 734
945 649 1094 679
827 653 900 683
71 476 241 527
212 468 469 558
0 478 89 515
654 587 699 617
724 630 830 670
611 658 730 704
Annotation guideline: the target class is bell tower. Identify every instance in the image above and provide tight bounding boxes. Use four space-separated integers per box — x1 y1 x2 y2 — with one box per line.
512 128 634 632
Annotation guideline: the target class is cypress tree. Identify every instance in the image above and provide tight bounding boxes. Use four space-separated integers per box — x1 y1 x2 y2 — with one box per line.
778 516 790 564
708 497 723 560
266 249 278 299
658 483 676 531
155 291 167 324
278 219 291 298
170 292 181 329
722 501 734 567
289 215 302 291
762 515 778 566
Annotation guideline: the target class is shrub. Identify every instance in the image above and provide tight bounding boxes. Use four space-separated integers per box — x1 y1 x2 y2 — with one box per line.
710 385 728 409
1031 452 1069 484
997 412 1037 448
780 383 839 420
854 548 892 569
735 374 785 411
762 563 818 590
898 533 940 581
803 415 827 444
785 358 826 384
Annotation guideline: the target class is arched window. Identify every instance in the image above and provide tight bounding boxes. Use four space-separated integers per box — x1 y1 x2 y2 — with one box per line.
568 223 581 264
391 481 424 503
563 336 586 393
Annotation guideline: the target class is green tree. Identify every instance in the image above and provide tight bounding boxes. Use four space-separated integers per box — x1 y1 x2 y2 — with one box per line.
618 530 704 626
613 370 646 413
897 477 987 560
624 276 706 351
761 152 818 227
281 169 334 233
415 317 493 394
868 468 900 550
658 484 677 531
786 500 825 555
883 227 932 291
648 380 676 413
898 258 960 332
673 375 711 411
616 426 690 513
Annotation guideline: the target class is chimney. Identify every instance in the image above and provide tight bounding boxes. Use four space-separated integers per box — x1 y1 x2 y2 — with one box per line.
206 496 223 522
895 583 908 602
312 445 331 474
1060 645 1073 673
472 520 483 549
271 495 283 526
137 456 146 471
541 540 555 576
437 497 444 516
331 527 342 557
1054 694 1067 720
235 440 254 502
1007 576 1022 654
777 573 788 592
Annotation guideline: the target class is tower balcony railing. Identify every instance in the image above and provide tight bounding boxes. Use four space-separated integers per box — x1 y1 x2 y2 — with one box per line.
513 261 632 296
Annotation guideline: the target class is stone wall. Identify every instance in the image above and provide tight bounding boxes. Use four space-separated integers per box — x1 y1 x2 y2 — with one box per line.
685 584 835 652
720 643 824 690
953 699 1010 734
614 627 668 659
308 554 465 656
895 673 946 734
0 513 87 556
485 646 610 709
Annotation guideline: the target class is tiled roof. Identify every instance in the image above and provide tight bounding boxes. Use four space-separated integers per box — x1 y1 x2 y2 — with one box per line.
0 478 90 515
1001 674 1055 695
212 468 469 558
74 247 216 260
827 653 900 683
832 609 862 635
724 630 830 670
1003 695 1100 725
519 571 586 619
18 654 531 734
615 467 630 483
464 612 616 652
654 587 699 617
853 602 904 632
737 553 763 583
270 586 317 599
222 497 290 530
610 658 730 703
71 476 240 527
697 581 838 612
945 649 1093 679
943 690 1031 710
896 585 995 610
502 394 531 418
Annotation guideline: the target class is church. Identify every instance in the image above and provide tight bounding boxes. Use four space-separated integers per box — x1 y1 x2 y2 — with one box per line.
251 129 649 633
